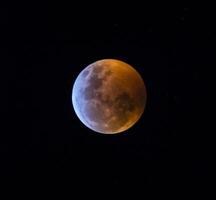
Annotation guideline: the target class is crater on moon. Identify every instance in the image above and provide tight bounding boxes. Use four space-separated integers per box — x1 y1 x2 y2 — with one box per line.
72 59 147 134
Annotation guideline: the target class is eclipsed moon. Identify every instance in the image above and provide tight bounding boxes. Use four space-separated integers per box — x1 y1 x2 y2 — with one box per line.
72 59 147 134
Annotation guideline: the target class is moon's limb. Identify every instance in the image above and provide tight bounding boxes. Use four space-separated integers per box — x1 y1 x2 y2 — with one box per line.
72 59 147 134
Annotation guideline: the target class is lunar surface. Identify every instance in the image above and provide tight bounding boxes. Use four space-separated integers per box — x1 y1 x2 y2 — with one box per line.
72 59 147 134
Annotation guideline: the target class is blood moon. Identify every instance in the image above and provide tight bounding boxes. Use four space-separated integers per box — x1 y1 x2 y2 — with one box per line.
72 59 147 134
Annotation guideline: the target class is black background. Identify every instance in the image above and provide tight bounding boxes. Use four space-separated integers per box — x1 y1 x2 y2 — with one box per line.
2 2 213 196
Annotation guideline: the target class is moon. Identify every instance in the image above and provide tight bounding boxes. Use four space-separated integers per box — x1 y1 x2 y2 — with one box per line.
72 59 147 134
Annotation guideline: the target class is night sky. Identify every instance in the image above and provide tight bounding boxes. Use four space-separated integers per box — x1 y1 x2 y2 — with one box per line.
3 2 213 196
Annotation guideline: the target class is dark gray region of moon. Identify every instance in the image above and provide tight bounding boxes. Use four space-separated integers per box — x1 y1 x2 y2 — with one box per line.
82 64 136 132
81 69 90 78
